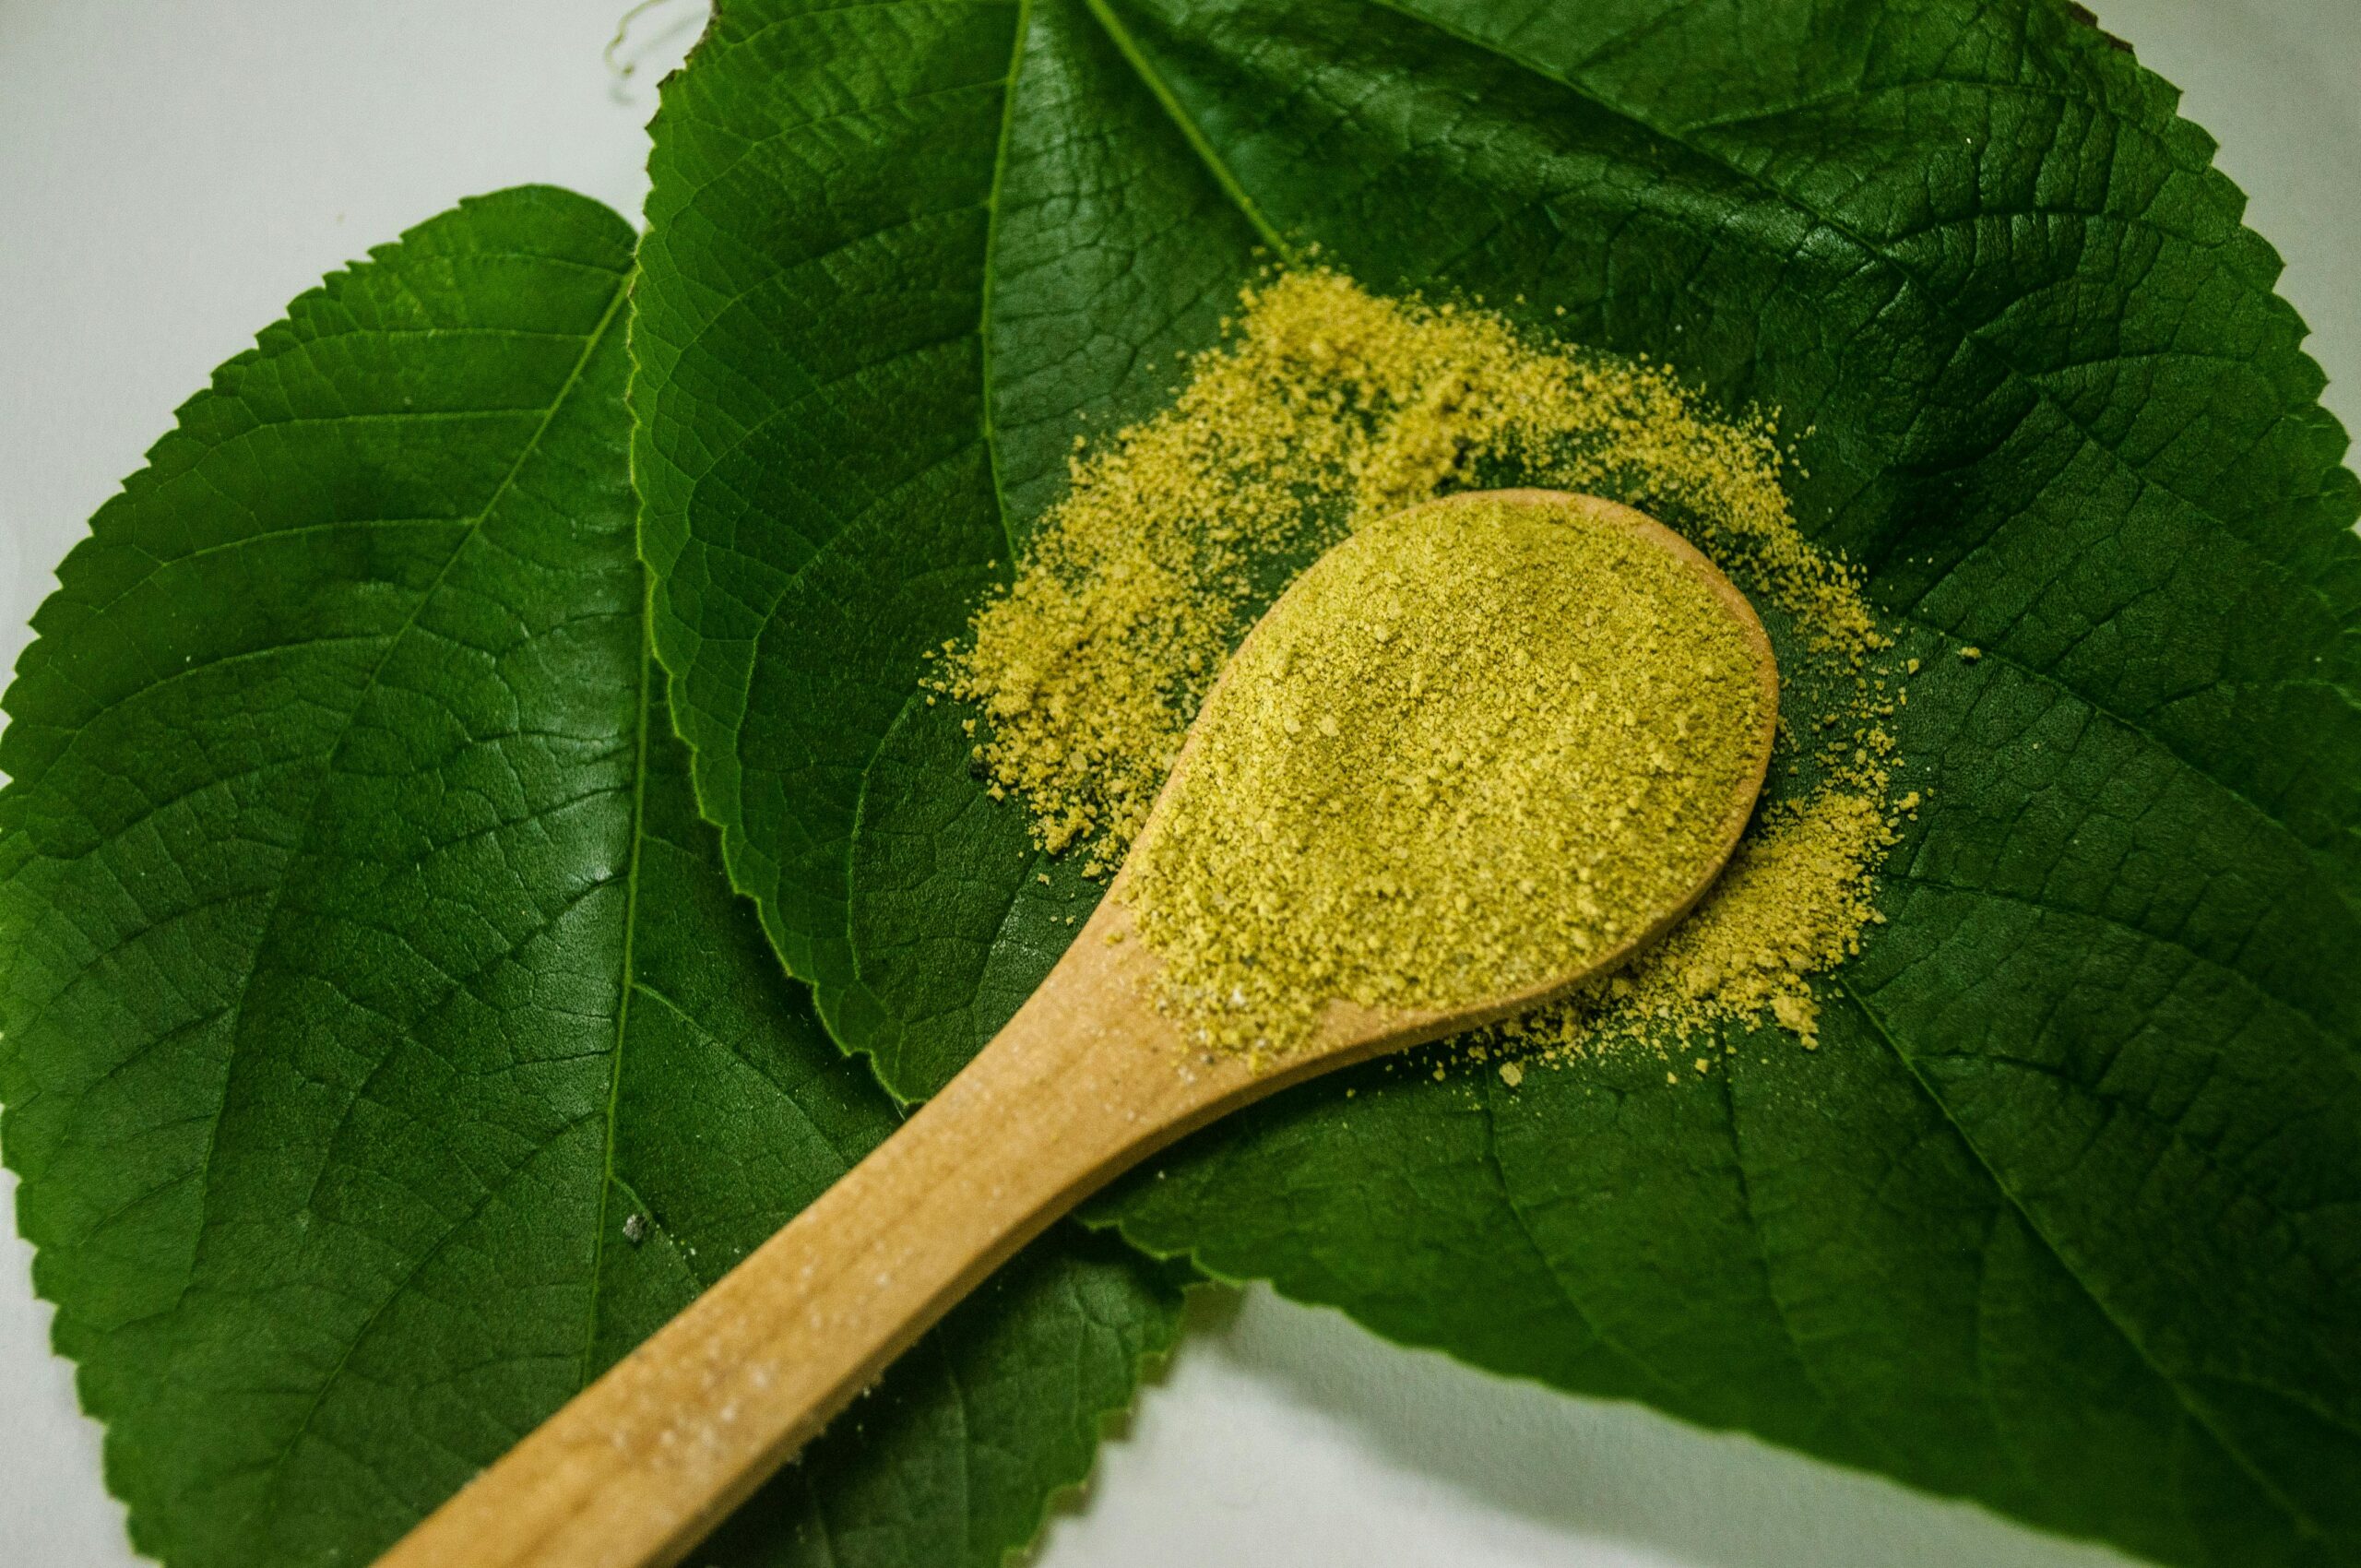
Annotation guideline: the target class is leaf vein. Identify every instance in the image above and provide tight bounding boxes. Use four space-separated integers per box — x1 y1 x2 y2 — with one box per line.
1831 976 2334 1543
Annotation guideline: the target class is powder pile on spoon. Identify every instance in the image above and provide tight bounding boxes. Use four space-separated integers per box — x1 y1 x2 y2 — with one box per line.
942 271 1905 1067
1121 493 1769 1058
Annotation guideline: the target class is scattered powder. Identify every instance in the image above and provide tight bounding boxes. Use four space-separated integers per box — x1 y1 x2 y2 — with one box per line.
1496 790 1893 1062
1122 495 1769 1057
943 270 1904 1070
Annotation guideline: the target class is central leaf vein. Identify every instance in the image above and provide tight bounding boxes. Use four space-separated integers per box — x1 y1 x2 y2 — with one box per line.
1832 975 2332 1544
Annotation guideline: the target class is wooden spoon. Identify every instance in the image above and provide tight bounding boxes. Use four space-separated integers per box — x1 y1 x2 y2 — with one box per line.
374 489 1778 1568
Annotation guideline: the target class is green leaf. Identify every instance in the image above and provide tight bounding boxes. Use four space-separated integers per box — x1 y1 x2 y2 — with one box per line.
632 1 2361 1564
0 185 1184 1568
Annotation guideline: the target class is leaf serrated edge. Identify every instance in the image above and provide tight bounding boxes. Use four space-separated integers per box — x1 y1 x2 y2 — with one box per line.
994 1239 1197 1568
0 184 640 1567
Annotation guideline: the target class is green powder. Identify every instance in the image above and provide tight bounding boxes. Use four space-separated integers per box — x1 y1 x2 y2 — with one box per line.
1497 789 1893 1058
1122 494 1770 1057
944 270 1904 1068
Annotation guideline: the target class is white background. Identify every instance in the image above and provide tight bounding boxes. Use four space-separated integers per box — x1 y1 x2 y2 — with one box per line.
2 3 2354 1564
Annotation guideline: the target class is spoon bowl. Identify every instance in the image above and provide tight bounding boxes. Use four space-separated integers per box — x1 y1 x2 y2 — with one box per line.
374 489 1778 1568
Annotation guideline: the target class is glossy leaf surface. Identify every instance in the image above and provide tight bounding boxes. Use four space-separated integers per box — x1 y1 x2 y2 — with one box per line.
0 186 1183 1568
631 3 2361 1562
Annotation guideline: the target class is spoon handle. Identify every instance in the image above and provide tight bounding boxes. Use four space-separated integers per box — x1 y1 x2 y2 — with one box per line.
373 899 1242 1568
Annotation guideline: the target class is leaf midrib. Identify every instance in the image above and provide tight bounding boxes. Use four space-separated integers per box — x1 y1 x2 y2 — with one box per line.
1833 975 2333 1548
974 0 1293 555
978 0 1037 563
579 621 660 1389
219 270 635 1507
1078 0 1292 259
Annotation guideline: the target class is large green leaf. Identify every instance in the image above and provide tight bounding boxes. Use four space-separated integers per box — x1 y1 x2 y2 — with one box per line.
0 185 1183 1568
632 1 2361 1563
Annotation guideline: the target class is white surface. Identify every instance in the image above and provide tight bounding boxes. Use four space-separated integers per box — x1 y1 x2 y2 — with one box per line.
0 3 2351 1565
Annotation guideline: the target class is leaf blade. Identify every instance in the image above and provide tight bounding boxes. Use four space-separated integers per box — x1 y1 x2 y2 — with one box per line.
634 2 2361 1562
0 184 1183 1568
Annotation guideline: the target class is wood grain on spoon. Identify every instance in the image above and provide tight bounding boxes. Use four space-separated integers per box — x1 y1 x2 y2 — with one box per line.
372 491 1778 1568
